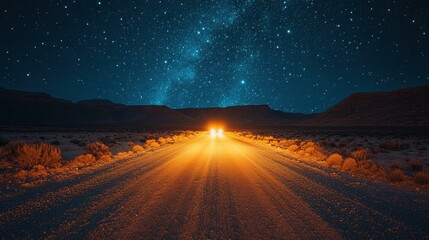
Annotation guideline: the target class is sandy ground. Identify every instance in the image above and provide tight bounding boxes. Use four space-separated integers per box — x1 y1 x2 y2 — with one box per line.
0 133 428 239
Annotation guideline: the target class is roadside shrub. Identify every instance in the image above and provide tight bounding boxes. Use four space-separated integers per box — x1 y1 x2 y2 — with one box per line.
149 141 161 148
131 145 144 153
358 160 382 174
342 158 357 171
70 154 96 167
408 159 423 172
413 172 429 185
1 141 62 168
158 137 167 145
388 169 404 183
99 154 112 162
87 142 111 159
145 139 157 145
351 149 369 161
326 153 343 167
116 151 131 158
304 147 315 153
288 145 299 152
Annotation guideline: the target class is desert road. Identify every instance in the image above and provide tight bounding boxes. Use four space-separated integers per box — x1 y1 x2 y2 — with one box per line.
0 133 428 239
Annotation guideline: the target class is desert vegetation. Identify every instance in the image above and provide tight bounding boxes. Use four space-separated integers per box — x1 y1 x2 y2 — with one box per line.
0 130 201 187
235 129 429 188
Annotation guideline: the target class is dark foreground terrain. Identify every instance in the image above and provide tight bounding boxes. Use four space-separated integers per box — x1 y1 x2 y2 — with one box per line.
0 133 428 239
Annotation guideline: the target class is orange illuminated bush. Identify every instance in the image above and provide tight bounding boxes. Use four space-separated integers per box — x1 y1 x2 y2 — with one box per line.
351 149 369 161
99 154 112 162
342 158 357 171
1 141 62 169
87 142 111 159
304 146 315 153
288 144 299 151
70 154 96 167
326 153 343 167
131 145 144 152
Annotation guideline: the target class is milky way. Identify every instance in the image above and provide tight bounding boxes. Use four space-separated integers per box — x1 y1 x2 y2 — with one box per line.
1 0 428 113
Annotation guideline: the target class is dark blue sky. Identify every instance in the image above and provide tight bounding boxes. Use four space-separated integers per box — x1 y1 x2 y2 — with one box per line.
1 0 428 113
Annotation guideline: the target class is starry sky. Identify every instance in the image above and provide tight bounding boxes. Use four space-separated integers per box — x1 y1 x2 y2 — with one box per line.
1 0 428 113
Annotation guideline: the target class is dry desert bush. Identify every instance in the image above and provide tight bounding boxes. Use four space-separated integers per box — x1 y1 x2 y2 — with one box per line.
1 141 62 169
287 144 299 151
351 148 370 161
326 153 343 167
388 169 405 183
70 154 96 167
87 142 111 159
413 172 429 185
342 158 357 171
131 145 144 152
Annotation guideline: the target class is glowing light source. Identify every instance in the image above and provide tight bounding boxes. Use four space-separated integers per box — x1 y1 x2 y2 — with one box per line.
210 128 217 137
210 128 224 138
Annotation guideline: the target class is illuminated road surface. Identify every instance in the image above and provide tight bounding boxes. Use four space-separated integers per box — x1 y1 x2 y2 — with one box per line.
0 133 428 239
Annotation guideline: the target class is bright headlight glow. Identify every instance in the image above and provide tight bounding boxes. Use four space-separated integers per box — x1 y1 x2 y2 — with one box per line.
210 128 224 138
210 128 217 137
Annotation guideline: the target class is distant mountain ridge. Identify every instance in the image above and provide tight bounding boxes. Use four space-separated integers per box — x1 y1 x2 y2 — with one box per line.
0 86 428 128
302 86 429 126
0 87 309 128
178 105 311 126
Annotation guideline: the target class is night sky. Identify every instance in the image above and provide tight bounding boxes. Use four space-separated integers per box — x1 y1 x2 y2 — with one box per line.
1 0 428 113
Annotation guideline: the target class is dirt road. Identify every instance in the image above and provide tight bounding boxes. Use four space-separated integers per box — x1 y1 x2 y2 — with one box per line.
1 133 428 239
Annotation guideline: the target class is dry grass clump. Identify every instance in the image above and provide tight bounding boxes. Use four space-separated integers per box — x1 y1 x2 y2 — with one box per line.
326 153 343 167
288 144 299 152
70 154 96 167
304 146 315 153
342 158 357 171
278 139 297 148
131 145 144 153
413 172 429 185
356 160 383 175
351 148 369 161
87 142 111 159
158 137 167 145
388 169 405 183
145 139 161 148
1 141 62 169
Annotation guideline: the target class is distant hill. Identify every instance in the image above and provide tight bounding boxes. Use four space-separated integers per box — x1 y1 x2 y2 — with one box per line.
76 99 124 106
303 86 429 126
0 87 309 128
178 105 312 126
1 86 427 128
0 87 194 128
